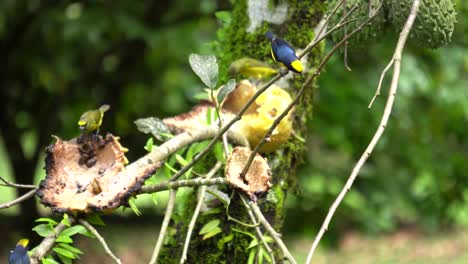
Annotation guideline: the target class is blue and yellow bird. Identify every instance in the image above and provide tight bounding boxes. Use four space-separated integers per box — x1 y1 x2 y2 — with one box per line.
266 31 303 74
8 239 30 264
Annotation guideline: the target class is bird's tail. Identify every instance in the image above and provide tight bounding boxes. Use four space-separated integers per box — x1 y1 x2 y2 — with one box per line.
99 104 110 113
265 31 276 41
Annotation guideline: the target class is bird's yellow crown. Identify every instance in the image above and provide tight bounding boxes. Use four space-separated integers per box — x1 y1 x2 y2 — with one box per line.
17 238 29 247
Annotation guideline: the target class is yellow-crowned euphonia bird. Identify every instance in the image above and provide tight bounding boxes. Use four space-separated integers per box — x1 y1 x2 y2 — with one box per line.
78 104 110 134
266 31 303 74
8 239 30 264
228 57 278 80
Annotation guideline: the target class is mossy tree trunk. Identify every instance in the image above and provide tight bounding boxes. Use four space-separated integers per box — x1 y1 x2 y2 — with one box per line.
160 1 325 262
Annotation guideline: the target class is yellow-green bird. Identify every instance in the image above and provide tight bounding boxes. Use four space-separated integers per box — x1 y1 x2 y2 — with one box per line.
78 104 110 134
8 239 30 264
228 57 278 80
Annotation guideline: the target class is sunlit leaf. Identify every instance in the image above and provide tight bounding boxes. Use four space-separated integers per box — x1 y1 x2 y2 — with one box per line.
189 54 218 89
128 197 142 216
202 227 222 240
53 247 76 259
217 79 236 104
134 117 172 141
199 219 220 235
33 224 54 237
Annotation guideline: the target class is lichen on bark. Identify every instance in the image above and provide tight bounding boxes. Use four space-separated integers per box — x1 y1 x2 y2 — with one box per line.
159 0 326 262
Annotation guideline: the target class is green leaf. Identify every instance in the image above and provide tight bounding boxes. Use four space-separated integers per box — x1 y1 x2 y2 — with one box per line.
57 253 73 264
258 246 265 264
217 233 234 250
199 219 220 235
247 248 256 264
35 218 58 226
189 54 218 89
128 197 142 216
175 154 188 166
217 79 236 105
151 193 158 206
186 141 209 161
247 238 258 249
53 247 76 259
55 235 73 243
144 137 154 152
85 214 105 226
33 224 54 237
134 117 172 141
164 162 178 174
61 214 71 227
58 243 83 255
61 225 87 237
203 207 222 216
206 188 231 208
202 227 222 240
213 142 226 164
42 257 61 264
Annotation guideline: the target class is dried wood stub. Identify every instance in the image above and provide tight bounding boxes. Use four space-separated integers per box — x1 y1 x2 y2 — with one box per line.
225 147 272 200
37 134 160 213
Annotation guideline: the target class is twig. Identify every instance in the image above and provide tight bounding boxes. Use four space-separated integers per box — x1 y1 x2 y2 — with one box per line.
343 0 352 71
299 1 358 59
0 189 37 209
30 218 77 264
140 177 227 194
368 57 394 108
248 200 296 264
179 162 223 264
0 175 37 189
240 195 275 264
78 219 122 264
305 1 420 263
149 189 177 264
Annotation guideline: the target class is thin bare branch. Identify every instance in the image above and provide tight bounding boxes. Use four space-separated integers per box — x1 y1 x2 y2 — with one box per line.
0 189 37 210
305 1 420 263
369 57 394 108
180 162 223 264
248 200 296 264
149 189 177 264
240 195 275 264
0 175 37 189
79 219 122 264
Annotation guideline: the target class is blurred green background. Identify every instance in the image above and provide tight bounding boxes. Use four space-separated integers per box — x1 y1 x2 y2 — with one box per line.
1 0 467 262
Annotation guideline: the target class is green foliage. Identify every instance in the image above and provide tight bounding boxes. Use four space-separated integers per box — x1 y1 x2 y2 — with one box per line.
33 215 90 263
